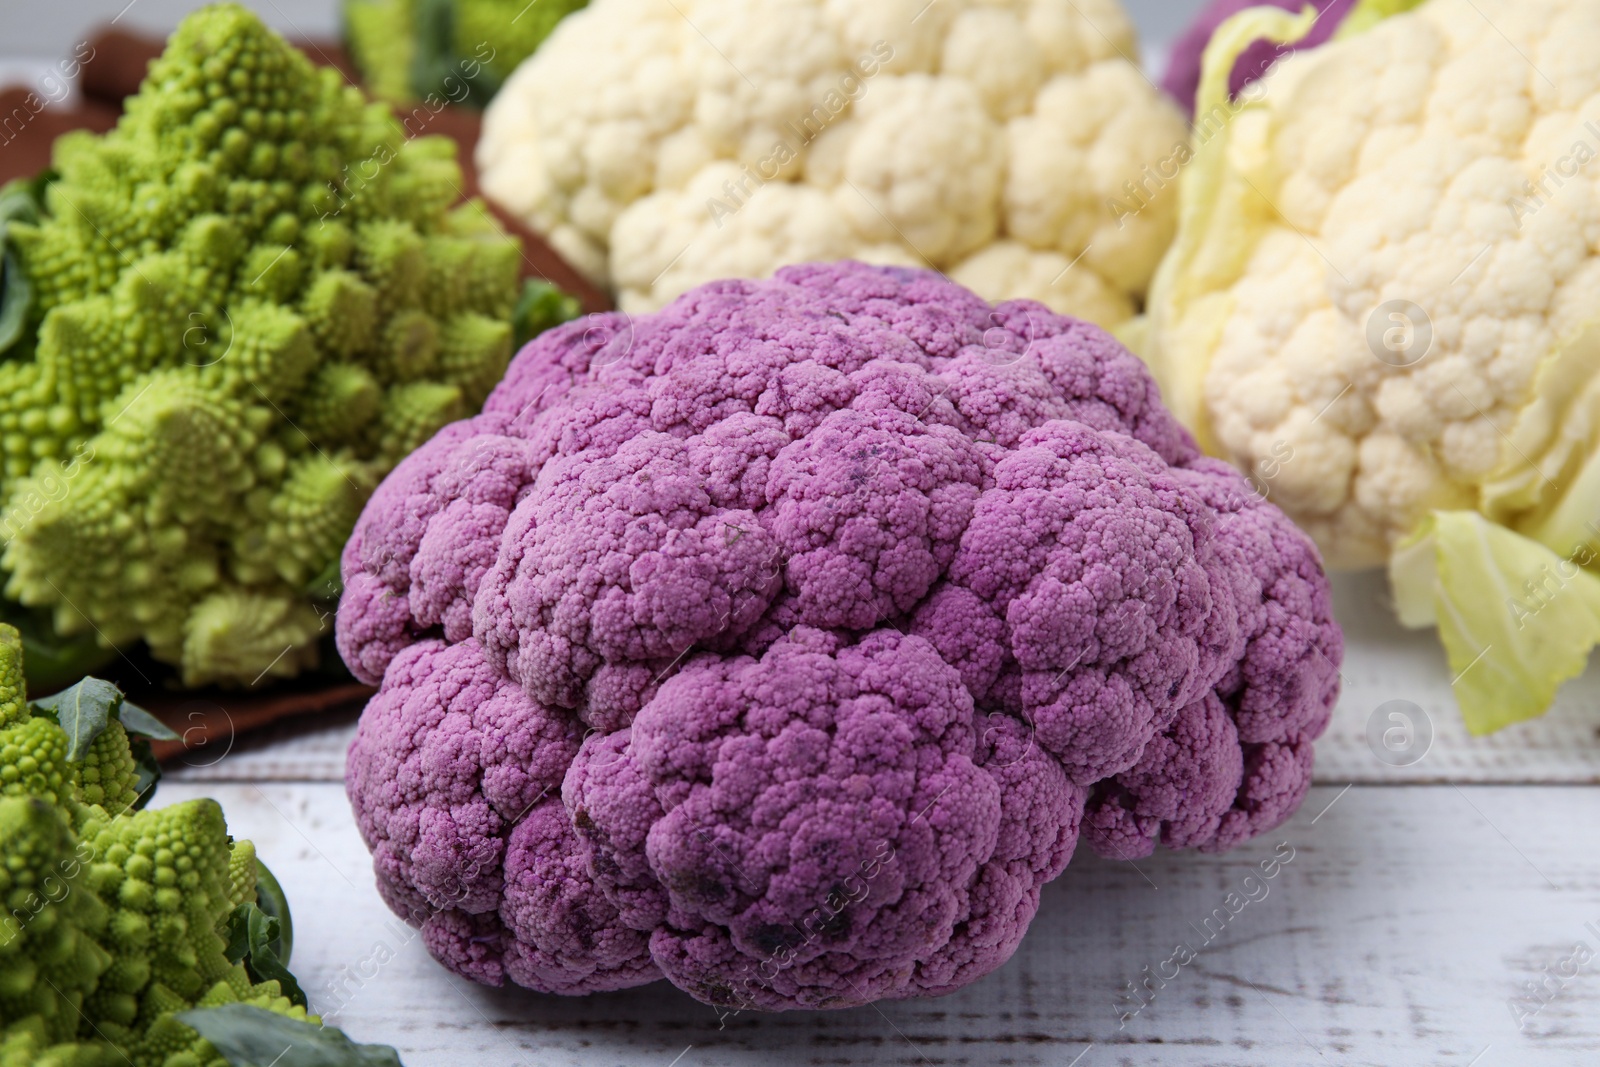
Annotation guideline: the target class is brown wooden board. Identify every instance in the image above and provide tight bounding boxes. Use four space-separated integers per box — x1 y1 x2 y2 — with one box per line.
139 683 375 764
0 87 118 183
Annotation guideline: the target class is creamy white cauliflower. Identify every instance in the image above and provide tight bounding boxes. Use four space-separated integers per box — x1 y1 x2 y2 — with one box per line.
1147 0 1600 569
477 0 1186 322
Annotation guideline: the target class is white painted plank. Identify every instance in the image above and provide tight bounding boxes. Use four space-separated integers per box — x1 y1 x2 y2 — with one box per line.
158 781 1600 1066
165 571 1600 788
1315 569 1600 784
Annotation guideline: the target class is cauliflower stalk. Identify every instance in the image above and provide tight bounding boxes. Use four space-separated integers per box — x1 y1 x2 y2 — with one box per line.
338 261 1342 1011
0 4 523 688
1144 0 1600 732
0 624 317 1067
476 0 1186 325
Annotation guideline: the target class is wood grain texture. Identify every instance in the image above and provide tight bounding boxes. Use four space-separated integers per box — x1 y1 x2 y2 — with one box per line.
1314 571 1600 784
142 684 373 761
158 781 1600 1066
164 571 1600 787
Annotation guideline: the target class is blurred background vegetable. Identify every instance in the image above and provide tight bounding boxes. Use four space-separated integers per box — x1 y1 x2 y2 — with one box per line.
1156 0 1424 118
343 0 588 108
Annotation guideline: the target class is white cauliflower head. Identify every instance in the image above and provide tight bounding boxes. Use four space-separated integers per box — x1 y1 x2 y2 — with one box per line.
1148 0 1600 567
477 0 1186 322
1145 0 1600 732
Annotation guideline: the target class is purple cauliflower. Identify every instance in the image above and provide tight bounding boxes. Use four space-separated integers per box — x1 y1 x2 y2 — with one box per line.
1160 0 1355 119
339 261 1342 1012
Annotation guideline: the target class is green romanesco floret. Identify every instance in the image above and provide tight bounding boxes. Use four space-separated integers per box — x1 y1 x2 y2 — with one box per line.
0 717 75 808
0 797 113 1051
0 626 312 1067
74 727 140 814
0 3 522 688
223 841 258 914
345 0 589 108
0 626 24 729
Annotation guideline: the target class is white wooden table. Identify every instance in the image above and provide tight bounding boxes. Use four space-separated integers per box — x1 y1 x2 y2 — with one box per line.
161 570 1600 1066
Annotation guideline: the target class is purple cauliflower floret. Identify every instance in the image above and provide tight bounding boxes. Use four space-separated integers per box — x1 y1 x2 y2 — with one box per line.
1081 459 1341 857
566 626 1081 1011
339 261 1342 1012
346 635 658 993
912 420 1221 787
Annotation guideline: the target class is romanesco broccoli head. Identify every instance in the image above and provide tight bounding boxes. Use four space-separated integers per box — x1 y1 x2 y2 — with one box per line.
0 797 312 1067
0 2 524 688
0 626 311 1066
0 628 138 819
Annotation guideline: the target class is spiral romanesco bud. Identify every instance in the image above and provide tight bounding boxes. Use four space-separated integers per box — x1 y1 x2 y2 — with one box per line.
225 841 257 912
73 729 139 816
0 720 73 808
